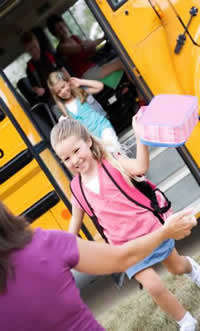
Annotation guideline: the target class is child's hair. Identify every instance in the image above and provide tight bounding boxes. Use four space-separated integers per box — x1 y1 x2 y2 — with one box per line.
20 31 37 46
46 14 65 37
50 118 131 183
47 71 88 116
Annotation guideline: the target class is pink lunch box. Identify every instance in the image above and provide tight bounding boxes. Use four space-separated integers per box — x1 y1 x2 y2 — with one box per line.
137 94 199 147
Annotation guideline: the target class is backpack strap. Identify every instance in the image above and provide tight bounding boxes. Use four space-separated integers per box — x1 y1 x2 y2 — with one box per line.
70 175 108 242
101 162 167 225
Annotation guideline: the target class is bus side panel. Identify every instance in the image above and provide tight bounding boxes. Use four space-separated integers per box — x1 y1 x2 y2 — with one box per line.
93 0 200 168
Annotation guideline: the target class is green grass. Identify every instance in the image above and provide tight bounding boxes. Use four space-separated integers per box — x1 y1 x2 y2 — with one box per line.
98 257 200 331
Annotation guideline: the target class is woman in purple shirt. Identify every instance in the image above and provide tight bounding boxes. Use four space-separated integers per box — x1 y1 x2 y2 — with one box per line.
0 201 196 331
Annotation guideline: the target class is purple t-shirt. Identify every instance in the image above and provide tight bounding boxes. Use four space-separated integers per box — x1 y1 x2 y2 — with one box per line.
0 228 104 331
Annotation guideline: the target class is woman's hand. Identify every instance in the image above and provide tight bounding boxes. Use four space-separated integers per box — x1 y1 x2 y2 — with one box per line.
163 209 197 240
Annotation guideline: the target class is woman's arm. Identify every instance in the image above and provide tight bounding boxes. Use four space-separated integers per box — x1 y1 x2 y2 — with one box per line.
82 37 104 55
68 204 85 235
75 209 196 275
59 39 82 56
70 77 104 95
118 116 149 176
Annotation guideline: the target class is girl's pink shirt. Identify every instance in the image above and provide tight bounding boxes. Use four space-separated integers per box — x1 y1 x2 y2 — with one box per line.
72 162 172 245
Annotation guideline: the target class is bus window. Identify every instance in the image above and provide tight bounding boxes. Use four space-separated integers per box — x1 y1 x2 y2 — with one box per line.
62 0 104 40
107 0 128 11
4 53 30 89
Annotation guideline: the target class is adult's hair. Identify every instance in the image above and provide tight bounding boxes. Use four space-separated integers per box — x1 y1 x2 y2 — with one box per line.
50 118 131 183
47 14 64 37
47 71 88 116
0 202 33 293
20 31 37 45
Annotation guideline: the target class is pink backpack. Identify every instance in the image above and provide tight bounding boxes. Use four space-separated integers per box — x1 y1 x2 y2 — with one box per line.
137 94 198 147
70 160 171 242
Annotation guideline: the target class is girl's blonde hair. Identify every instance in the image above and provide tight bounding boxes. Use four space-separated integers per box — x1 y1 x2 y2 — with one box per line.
50 118 132 184
47 71 88 116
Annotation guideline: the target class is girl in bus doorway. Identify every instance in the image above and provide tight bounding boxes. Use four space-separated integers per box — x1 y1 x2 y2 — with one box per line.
50 117 200 331
48 71 121 153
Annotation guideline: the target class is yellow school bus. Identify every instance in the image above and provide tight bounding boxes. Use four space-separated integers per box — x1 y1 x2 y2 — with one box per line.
0 0 199 236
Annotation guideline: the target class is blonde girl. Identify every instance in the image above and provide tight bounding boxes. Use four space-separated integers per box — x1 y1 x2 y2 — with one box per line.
50 118 200 331
48 71 120 153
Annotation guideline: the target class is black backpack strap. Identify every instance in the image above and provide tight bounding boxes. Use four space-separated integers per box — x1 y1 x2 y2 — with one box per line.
70 176 108 242
102 162 165 225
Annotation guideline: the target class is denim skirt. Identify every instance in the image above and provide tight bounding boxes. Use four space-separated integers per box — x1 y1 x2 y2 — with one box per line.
126 239 175 279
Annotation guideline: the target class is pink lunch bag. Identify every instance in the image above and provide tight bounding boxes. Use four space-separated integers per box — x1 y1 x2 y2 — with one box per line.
137 94 199 147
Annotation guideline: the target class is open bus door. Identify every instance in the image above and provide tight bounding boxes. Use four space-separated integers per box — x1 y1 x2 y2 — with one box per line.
86 0 200 191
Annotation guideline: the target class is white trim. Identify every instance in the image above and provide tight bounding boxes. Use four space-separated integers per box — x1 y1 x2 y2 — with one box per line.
158 166 190 192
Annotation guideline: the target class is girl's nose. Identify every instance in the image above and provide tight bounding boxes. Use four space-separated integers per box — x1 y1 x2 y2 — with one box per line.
71 154 79 166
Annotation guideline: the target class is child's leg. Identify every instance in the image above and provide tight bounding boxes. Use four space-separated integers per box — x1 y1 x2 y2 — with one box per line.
135 267 197 330
135 267 185 321
162 248 191 274
162 248 200 287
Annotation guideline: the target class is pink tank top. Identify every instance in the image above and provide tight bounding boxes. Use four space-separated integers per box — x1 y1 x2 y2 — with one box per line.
71 160 172 245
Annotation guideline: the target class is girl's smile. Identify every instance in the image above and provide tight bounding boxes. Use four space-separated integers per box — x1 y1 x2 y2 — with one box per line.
55 135 97 176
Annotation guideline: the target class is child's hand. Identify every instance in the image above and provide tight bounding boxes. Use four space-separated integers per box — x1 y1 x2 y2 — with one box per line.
132 114 140 140
69 77 82 88
59 115 68 122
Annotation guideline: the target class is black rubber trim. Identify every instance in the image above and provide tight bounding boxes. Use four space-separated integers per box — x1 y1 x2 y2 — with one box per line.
0 149 33 184
148 0 162 19
21 191 60 223
0 71 93 240
0 109 5 121
106 0 128 11
86 0 153 102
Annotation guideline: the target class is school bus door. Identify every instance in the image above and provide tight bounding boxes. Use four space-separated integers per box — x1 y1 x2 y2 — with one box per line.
86 0 200 181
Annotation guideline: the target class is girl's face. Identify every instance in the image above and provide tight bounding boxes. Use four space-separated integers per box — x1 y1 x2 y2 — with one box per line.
55 135 95 175
53 79 72 100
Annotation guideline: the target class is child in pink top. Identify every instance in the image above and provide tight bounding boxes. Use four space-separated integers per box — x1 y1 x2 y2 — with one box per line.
51 117 200 331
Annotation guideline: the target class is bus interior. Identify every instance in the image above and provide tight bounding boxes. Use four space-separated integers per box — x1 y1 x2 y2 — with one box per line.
1 0 141 139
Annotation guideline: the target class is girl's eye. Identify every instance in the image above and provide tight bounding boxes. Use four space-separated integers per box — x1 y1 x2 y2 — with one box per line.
74 148 79 153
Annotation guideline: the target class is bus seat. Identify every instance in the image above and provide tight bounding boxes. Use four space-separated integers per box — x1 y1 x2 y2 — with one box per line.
17 77 39 107
95 74 139 134
30 103 57 141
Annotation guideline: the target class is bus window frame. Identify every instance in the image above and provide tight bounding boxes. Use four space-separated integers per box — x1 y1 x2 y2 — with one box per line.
106 0 128 11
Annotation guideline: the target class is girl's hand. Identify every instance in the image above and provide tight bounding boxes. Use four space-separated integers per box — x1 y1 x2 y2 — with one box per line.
163 209 197 240
132 114 140 140
59 115 68 122
69 77 82 88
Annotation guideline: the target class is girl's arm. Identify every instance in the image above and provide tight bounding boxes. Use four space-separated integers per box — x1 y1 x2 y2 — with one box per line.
68 204 85 235
70 77 104 95
118 116 149 176
75 209 196 275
